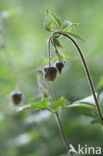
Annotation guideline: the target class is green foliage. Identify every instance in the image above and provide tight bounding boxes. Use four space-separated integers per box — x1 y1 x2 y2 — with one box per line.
91 119 101 124
18 93 101 125
62 20 73 29
44 20 53 32
66 32 85 42
62 20 78 32
65 103 96 110
54 39 63 48
18 98 50 111
63 94 103 125
52 97 67 110
41 58 48 66
18 97 68 112
96 76 103 90
44 10 84 43
44 10 61 31
44 10 84 67
66 102 98 119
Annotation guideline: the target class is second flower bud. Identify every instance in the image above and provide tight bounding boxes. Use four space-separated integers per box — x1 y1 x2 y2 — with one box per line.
44 66 57 81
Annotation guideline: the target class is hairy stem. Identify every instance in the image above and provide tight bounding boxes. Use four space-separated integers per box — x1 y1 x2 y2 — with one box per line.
52 35 61 61
16 69 42 91
55 112 73 156
46 81 73 156
36 75 52 156
36 73 45 100
52 31 103 125
48 36 51 66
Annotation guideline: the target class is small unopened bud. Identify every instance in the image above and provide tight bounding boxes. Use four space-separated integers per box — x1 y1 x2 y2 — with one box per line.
44 66 57 81
11 91 22 105
55 61 65 74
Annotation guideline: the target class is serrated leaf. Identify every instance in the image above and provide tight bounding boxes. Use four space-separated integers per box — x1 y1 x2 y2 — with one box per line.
52 97 67 109
66 32 85 42
17 98 50 111
46 10 61 29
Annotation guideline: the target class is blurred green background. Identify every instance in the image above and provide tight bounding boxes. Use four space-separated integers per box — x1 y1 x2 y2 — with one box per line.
0 0 103 156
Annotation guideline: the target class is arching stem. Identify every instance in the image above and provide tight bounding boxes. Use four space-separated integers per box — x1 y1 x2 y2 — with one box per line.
50 31 103 125
15 69 42 91
48 33 61 66
52 35 61 61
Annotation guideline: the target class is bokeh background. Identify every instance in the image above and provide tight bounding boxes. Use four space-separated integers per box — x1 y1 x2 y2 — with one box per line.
0 0 103 156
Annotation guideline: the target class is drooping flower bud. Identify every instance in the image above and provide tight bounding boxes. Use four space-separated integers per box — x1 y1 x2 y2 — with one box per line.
44 66 57 81
11 91 22 105
55 61 65 74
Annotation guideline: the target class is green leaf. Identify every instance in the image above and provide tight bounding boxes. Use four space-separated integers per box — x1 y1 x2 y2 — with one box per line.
91 119 101 125
59 54 71 61
64 94 100 118
54 39 63 48
52 56 59 62
65 103 96 110
66 32 85 42
65 102 97 118
63 20 79 32
41 58 48 66
52 53 70 62
96 76 103 90
63 26 74 33
53 34 61 39
63 20 73 29
52 97 67 109
98 92 103 112
75 94 97 106
18 98 50 111
46 10 61 29
44 20 52 32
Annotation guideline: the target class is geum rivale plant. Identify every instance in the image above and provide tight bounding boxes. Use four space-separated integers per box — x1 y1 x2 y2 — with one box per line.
10 11 103 156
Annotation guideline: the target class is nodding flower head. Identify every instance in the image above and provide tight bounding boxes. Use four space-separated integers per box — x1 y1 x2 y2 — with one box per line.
44 66 57 81
11 91 22 105
55 61 65 74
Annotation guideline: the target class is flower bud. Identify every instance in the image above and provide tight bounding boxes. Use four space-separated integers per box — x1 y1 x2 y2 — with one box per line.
44 66 57 81
11 91 22 105
55 61 65 74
